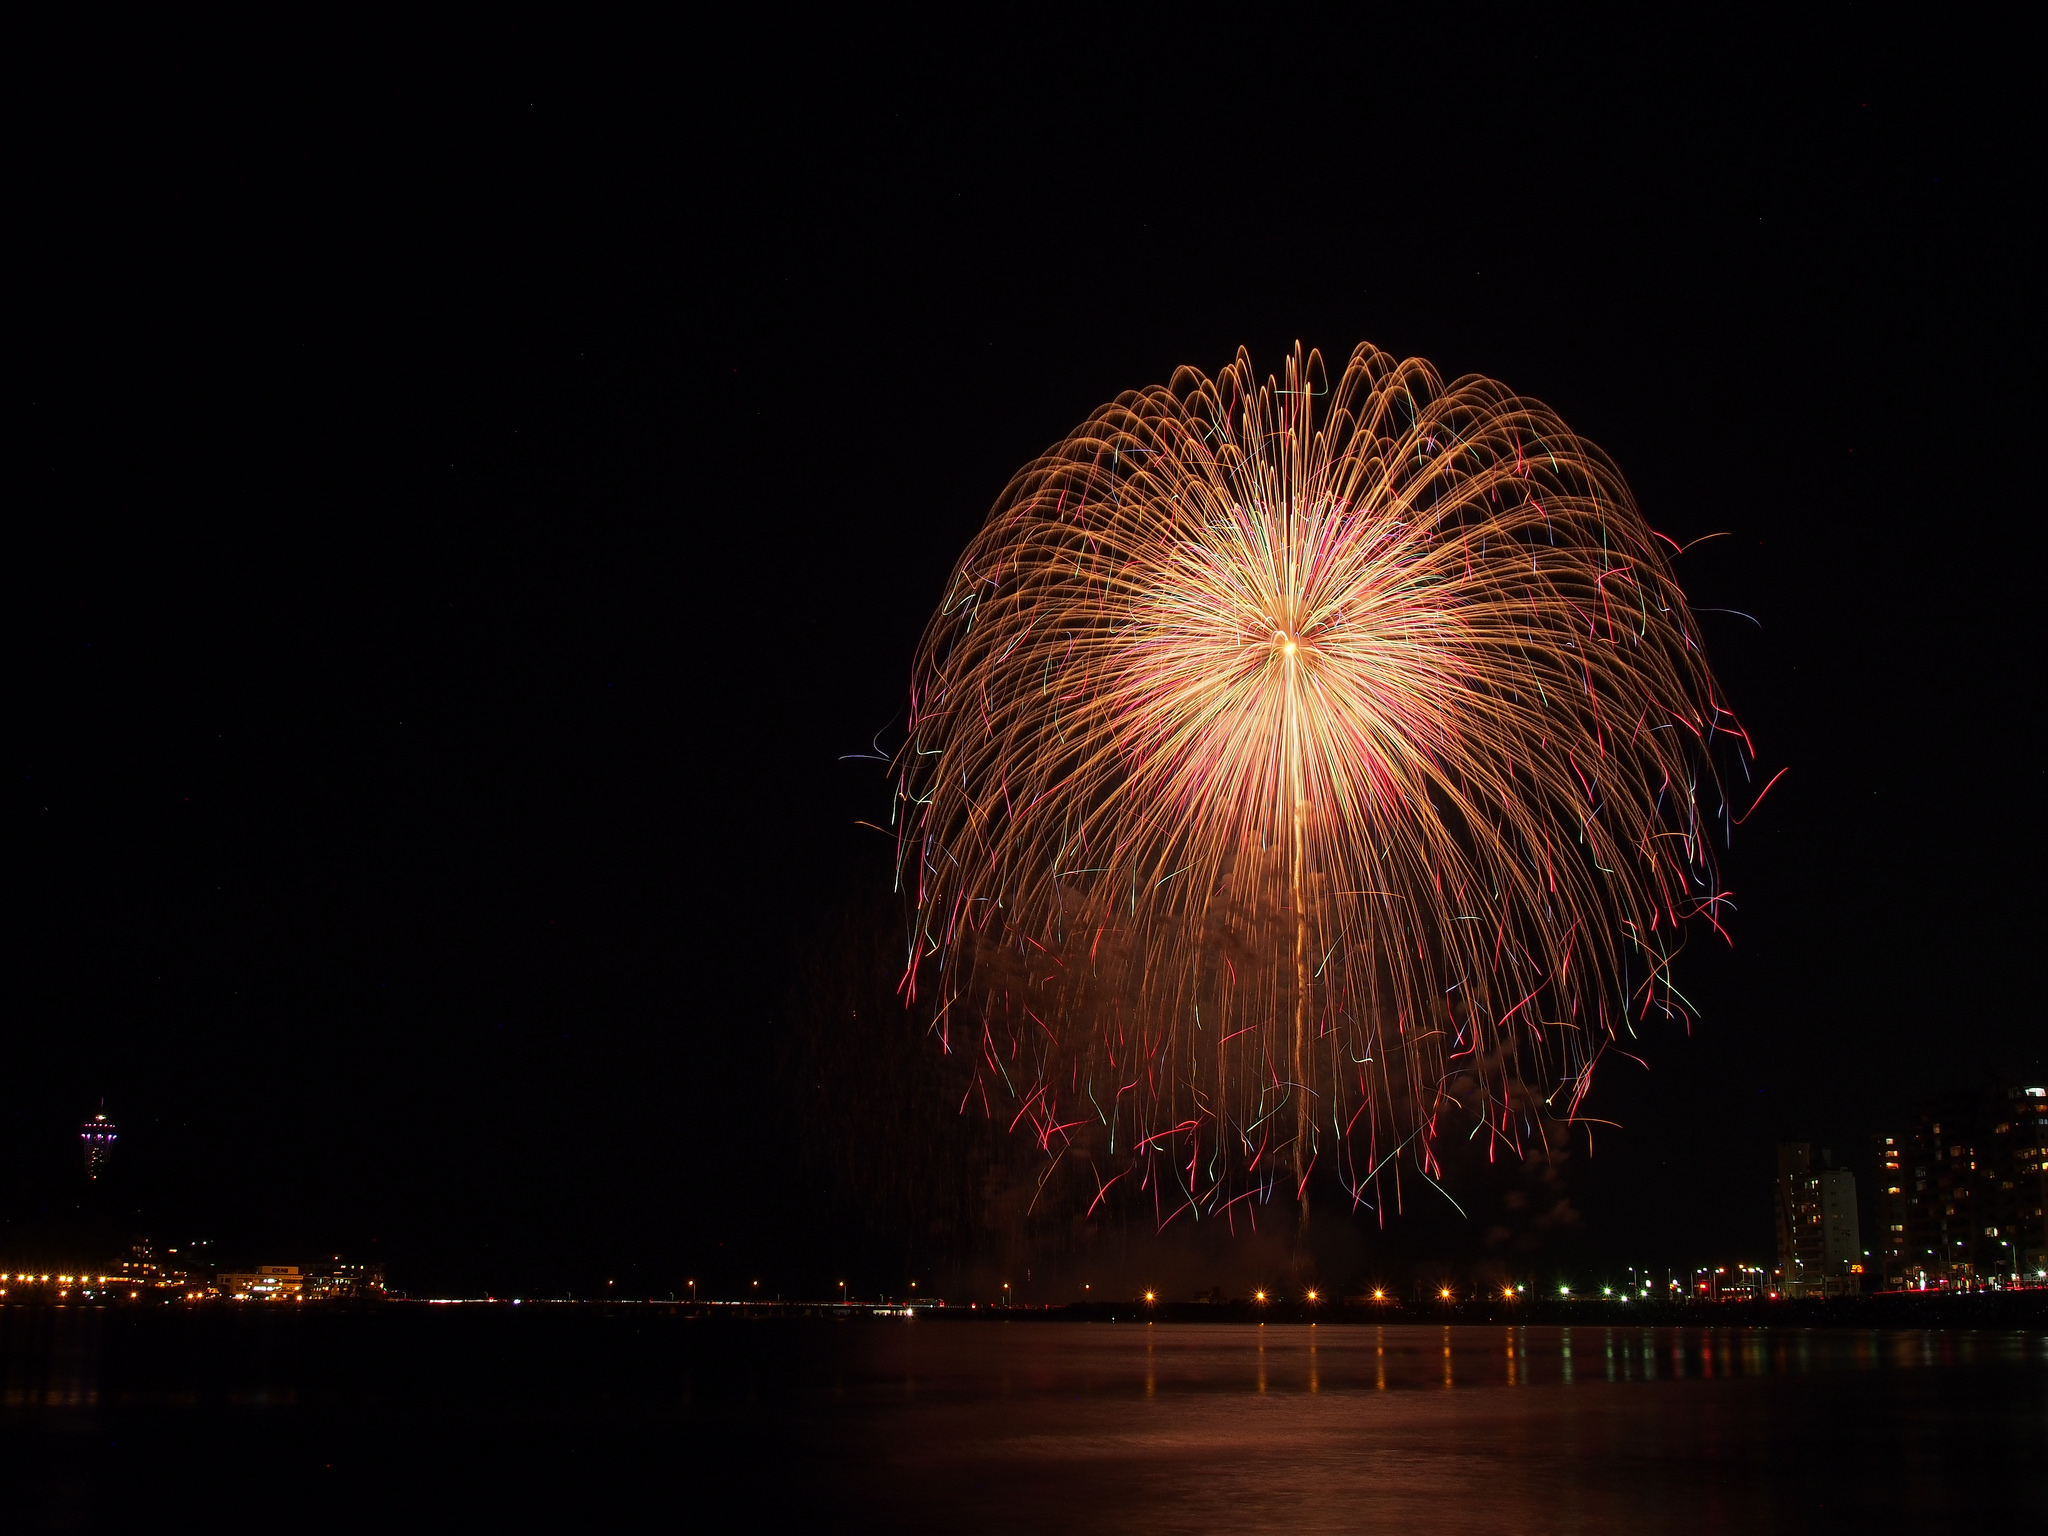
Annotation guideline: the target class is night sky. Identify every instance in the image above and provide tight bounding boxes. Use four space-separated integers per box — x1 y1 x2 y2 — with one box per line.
12 15 2041 1297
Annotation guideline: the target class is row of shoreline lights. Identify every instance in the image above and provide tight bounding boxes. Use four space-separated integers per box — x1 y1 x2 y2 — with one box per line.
710 1279 1812 1304
0 1273 125 1300
396 1268 2048 1305
714 1273 2022 1304
1052 1286 1527 1304
1013 1287 1536 1303
675 1276 1928 1305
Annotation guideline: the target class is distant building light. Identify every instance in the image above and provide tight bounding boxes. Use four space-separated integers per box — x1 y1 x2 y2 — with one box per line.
80 1112 118 1179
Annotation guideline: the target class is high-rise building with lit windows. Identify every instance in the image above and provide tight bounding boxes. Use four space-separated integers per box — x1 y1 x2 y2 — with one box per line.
81 1111 117 1179
1873 1133 1910 1286
1774 1143 1862 1294
2003 1087 2048 1280
1890 1086 2048 1287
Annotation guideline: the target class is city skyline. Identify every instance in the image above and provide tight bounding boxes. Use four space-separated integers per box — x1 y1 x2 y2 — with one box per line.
22 1084 2048 1303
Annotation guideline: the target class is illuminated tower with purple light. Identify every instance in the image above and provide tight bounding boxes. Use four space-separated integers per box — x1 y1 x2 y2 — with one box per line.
81 1110 116 1180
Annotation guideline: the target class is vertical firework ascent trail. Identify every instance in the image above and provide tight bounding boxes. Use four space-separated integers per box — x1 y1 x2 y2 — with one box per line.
895 343 1751 1231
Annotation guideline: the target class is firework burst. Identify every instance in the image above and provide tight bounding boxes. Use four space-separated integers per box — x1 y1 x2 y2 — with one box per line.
896 343 1749 1225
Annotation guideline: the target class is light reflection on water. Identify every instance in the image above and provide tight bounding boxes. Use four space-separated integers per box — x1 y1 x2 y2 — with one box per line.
831 1322 2048 1533
840 1320 2045 1397
0 1310 2041 1531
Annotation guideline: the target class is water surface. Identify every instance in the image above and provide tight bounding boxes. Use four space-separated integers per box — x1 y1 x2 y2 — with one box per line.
2 1308 2040 1531
830 1320 2046 1531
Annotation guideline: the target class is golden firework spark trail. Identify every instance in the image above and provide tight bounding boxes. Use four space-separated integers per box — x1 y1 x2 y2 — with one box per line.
895 343 1750 1227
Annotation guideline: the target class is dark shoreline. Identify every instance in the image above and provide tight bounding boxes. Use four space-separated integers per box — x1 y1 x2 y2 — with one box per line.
668 1292 2048 1329
1009 1292 2048 1328
644 1290 2048 1329
9 1290 2045 1330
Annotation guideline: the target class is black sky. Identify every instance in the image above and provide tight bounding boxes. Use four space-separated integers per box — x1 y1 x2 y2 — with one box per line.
11 12 2042 1295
